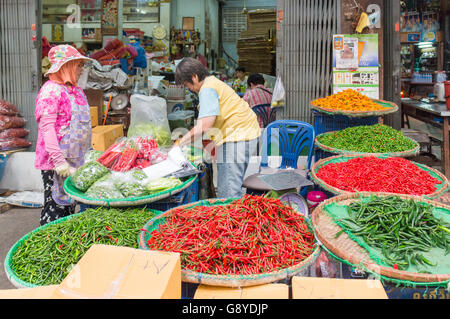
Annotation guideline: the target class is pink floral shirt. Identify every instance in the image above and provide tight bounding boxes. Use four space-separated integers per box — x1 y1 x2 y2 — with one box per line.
34 80 88 170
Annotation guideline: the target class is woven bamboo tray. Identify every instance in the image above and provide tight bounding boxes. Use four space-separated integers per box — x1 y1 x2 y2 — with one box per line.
311 192 450 285
310 154 449 199
63 174 197 207
314 130 420 158
139 198 321 287
310 99 398 117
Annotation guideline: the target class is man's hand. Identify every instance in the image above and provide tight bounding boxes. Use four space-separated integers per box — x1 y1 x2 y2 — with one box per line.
175 116 216 149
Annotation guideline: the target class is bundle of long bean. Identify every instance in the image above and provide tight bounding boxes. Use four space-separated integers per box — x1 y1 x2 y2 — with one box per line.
147 195 316 276
317 124 417 153
336 196 450 271
10 207 157 286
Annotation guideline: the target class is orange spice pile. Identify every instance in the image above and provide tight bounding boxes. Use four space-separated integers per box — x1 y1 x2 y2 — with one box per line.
311 89 385 112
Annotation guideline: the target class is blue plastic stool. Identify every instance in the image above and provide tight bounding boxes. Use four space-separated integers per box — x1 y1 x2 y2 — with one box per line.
245 120 315 197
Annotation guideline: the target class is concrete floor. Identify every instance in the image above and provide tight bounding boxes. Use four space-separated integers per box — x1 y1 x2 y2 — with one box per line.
0 207 41 289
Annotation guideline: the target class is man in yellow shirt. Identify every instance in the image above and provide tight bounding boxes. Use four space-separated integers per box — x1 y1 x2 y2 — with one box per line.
175 58 261 198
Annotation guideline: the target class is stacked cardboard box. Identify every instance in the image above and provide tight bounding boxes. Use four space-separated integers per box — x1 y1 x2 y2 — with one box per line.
237 9 276 75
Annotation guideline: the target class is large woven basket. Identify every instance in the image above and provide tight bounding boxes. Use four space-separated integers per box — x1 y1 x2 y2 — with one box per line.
4 208 162 289
310 154 449 199
311 192 450 285
310 99 398 117
139 198 321 287
63 174 197 207
314 130 420 158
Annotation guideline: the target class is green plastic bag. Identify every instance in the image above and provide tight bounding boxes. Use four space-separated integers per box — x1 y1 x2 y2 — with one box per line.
146 177 182 193
71 161 110 192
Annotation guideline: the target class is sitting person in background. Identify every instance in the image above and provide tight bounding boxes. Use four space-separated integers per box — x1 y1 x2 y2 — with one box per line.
232 66 248 93
243 73 273 128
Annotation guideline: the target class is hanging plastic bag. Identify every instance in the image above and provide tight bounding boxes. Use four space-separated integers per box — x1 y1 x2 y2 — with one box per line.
271 76 285 108
128 94 172 147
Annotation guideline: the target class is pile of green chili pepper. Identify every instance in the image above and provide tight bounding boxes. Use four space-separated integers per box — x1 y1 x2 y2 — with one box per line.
336 196 450 271
10 207 157 286
317 124 417 153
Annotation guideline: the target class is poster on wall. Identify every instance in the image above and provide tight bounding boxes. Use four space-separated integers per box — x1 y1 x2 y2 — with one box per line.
333 35 359 69
333 34 379 99
51 24 64 42
101 0 118 35
333 67 380 99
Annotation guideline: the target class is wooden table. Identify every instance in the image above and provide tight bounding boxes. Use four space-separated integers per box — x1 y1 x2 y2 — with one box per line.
401 98 450 179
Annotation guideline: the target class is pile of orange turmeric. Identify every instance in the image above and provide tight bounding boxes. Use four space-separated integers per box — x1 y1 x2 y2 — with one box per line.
311 89 385 112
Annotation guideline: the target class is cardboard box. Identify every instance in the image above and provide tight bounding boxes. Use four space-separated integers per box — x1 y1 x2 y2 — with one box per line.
194 284 289 299
52 244 181 299
291 277 388 299
90 106 98 127
0 285 58 299
84 89 104 124
91 124 124 151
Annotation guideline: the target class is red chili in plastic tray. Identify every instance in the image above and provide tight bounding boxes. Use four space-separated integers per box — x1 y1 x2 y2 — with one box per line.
316 156 442 195
146 195 316 275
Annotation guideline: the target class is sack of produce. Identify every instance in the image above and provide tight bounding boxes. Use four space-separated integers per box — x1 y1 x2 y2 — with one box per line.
71 161 110 192
97 137 162 171
84 150 104 163
128 94 172 147
85 174 124 199
0 100 19 116
0 116 26 130
0 137 31 151
146 177 182 193
0 128 29 139
111 170 149 198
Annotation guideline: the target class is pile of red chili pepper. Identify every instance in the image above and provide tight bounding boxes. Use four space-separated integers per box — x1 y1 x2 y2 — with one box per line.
316 156 442 195
146 195 316 276
97 137 167 172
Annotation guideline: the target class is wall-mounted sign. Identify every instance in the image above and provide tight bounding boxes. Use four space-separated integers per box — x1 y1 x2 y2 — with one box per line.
101 0 118 35
333 67 380 99
333 34 379 99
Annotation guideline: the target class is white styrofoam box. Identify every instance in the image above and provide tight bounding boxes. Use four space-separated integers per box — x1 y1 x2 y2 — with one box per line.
0 152 44 192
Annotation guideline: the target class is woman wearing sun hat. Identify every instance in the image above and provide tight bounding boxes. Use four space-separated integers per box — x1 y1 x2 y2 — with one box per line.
35 44 94 225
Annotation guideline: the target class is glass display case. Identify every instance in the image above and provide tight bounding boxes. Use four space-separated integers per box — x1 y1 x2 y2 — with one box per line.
123 0 160 22
401 44 414 78
414 42 438 73
80 0 102 23
42 0 74 24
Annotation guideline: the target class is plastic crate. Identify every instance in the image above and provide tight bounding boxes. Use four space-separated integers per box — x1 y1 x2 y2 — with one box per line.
79 177 199 213
182 282 199 299
0 155 8 181
312 110 379 135
314 149 335 162
383 285 449 299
